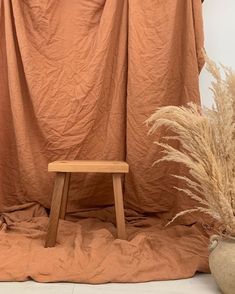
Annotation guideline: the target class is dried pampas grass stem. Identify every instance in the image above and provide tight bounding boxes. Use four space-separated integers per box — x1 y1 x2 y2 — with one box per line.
147 56 235 237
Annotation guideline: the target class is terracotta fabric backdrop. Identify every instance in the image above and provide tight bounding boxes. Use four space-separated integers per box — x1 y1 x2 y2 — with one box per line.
0 0 213 283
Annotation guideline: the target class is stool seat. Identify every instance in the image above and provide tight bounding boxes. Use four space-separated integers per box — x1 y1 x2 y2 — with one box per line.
48 160 129 173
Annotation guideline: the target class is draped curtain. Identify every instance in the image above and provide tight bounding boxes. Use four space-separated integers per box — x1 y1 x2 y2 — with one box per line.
0 0 209 283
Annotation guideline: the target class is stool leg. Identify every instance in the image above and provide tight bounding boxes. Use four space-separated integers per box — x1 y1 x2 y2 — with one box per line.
45 172 66 247
60 172 71 220
112 173 126 240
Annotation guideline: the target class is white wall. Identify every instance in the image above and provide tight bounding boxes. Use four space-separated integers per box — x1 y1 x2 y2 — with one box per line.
200 0 235 107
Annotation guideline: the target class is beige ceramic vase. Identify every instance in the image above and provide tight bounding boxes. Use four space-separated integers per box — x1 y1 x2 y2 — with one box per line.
209 235 235 294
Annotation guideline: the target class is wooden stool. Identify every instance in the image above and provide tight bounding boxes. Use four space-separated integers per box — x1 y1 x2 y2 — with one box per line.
45 160 129 247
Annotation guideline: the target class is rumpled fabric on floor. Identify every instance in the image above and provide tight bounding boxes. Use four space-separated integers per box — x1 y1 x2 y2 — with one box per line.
0 0 210 283
0 203 211 283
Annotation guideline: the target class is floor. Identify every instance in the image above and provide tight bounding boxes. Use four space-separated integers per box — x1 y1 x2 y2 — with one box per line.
0 274 221 294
